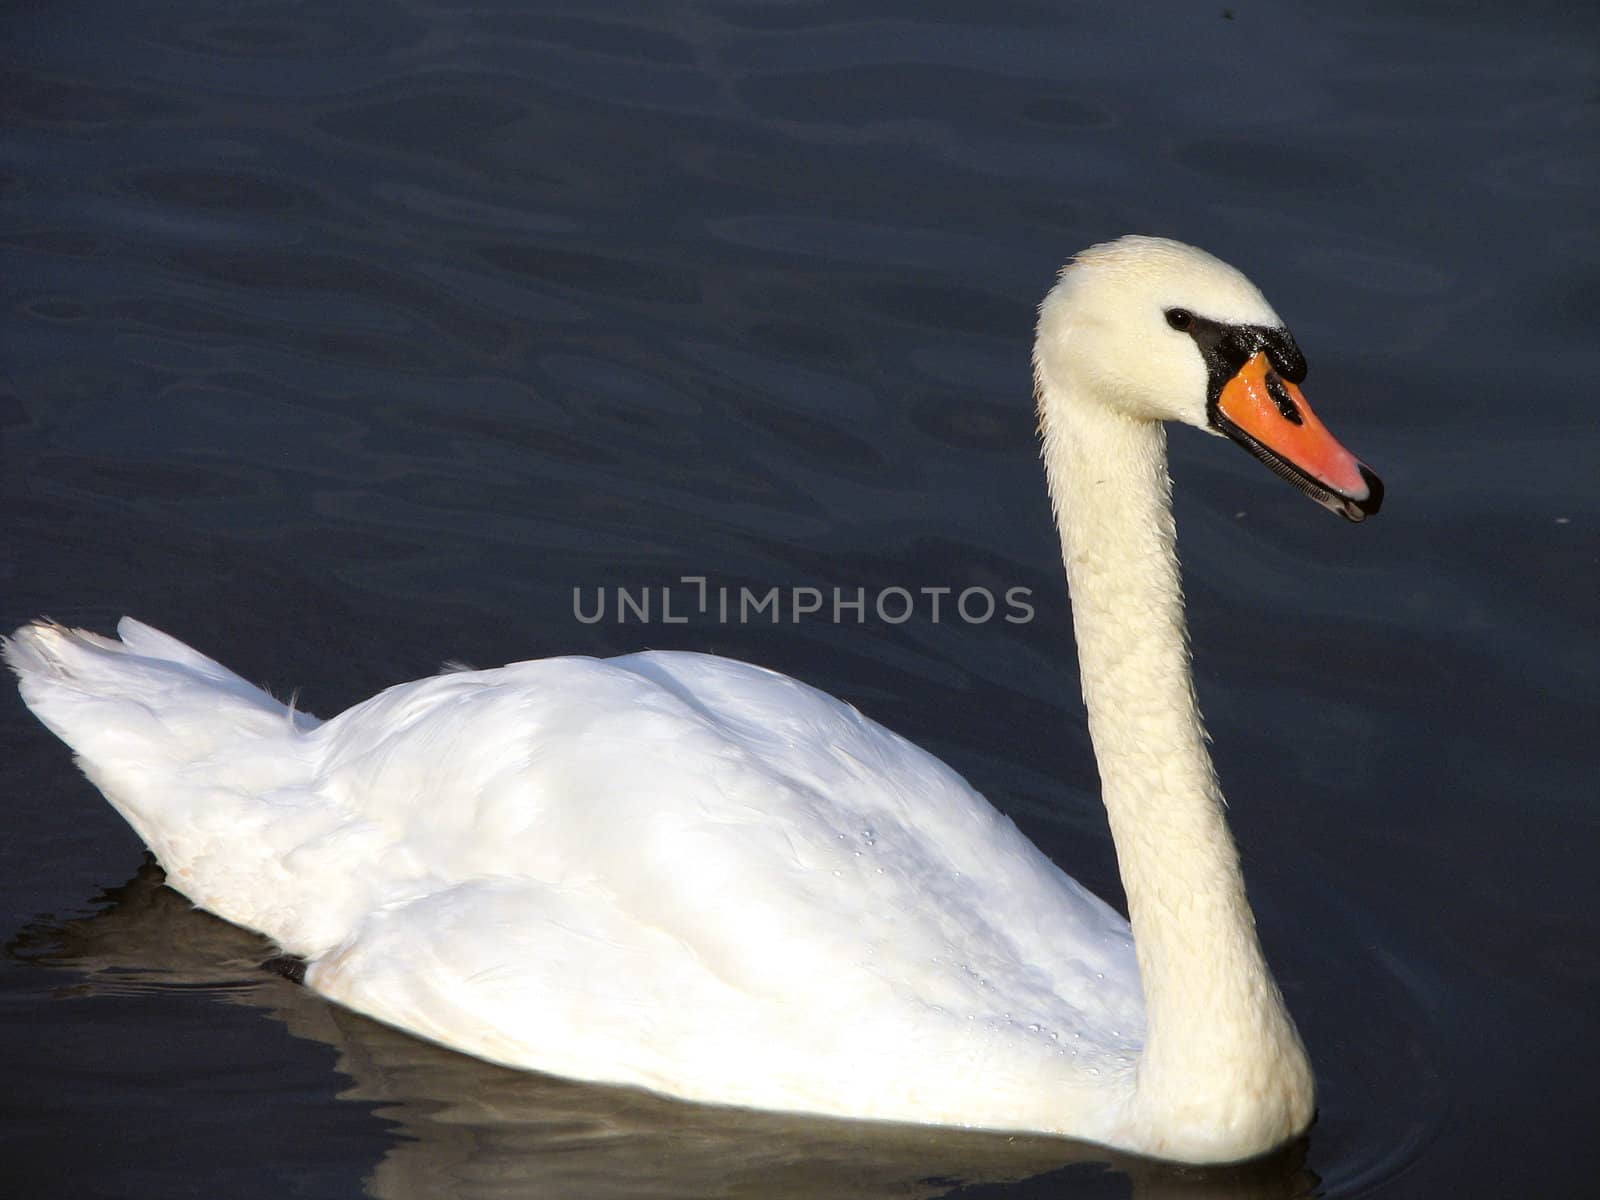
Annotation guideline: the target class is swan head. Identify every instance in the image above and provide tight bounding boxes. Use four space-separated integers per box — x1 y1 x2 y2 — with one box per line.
1036 235 1382 521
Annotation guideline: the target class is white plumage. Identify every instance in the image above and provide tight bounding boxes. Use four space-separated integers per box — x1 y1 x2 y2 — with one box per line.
9 625 1141 1136
8 236 1381 1163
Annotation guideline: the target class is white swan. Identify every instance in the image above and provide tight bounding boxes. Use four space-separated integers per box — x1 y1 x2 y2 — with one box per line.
6 236 1380 1164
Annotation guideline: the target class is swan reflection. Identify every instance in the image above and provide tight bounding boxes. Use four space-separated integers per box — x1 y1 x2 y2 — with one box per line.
14 861 1316 1200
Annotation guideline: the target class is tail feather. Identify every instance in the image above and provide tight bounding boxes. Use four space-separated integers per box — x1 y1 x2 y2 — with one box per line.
115 616 259 686
8 619 332 946
4 619 320 763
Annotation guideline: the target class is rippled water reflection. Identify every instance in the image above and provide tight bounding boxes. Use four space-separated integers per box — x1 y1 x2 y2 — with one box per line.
3 2 1596 1197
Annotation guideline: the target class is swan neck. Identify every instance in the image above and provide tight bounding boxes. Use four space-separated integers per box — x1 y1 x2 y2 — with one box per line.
1035 355 1313 1155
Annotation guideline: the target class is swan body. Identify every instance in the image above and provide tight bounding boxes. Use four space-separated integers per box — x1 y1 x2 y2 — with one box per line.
7 236 1380 1163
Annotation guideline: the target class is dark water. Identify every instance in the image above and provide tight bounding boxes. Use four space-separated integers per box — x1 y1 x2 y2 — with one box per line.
2 2 1595 1196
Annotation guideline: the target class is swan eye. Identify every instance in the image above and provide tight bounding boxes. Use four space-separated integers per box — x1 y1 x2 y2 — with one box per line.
1165 308 1194 332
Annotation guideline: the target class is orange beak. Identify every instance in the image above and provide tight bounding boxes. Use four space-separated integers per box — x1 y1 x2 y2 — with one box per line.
1214 353 1382 522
